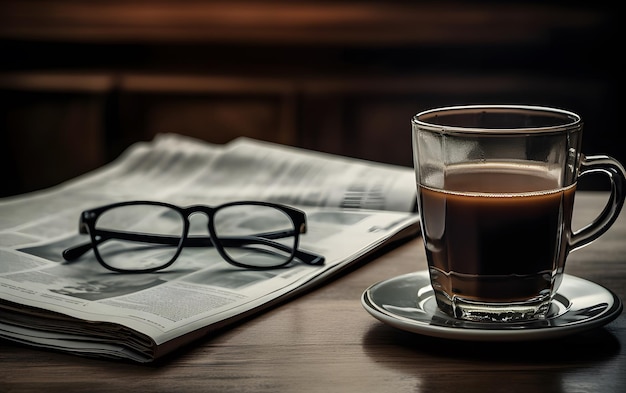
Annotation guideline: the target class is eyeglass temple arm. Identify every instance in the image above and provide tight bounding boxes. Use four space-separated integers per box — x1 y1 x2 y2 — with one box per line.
62 229 185 261
217 235 325 265
63 229 324 266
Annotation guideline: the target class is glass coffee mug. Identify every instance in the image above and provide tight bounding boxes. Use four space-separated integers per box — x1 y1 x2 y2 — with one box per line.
412 105 626 322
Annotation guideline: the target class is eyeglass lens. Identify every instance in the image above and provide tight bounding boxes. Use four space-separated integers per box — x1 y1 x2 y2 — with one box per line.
95 204 184 271
213 204 297 267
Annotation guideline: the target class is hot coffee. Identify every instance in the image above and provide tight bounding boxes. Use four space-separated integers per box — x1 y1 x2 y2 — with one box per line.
413 105 625 322
418 163 576 319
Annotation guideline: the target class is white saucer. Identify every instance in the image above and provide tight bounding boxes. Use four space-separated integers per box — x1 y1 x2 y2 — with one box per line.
362 270 622 341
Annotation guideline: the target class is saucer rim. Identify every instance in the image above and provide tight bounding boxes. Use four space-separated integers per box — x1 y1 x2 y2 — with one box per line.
361 270 623 341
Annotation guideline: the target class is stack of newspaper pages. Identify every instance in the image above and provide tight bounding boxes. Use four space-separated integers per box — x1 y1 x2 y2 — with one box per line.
0 134 420 362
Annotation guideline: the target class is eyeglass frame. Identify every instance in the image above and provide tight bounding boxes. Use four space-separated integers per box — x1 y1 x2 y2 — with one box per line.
62 200 325 273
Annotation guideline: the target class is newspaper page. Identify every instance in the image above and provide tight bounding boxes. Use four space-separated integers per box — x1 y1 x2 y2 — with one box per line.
0 134 419 362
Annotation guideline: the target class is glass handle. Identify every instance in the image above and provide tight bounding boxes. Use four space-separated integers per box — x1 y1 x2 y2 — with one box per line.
570 155 626 252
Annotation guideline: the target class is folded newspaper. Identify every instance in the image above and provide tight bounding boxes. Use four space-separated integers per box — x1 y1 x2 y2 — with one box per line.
0 134 420 362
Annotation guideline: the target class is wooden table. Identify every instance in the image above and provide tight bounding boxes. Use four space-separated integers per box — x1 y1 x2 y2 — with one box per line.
1 192 624 392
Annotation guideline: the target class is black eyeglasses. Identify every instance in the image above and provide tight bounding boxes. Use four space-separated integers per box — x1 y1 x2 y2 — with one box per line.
62 200 325 273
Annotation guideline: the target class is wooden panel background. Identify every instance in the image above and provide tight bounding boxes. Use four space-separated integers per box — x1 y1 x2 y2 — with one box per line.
0 1 619 196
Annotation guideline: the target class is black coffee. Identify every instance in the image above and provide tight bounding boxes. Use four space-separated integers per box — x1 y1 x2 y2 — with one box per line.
418 164 576 305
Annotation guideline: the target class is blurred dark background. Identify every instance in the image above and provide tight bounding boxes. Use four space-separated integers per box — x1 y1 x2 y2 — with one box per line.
0 0 620 197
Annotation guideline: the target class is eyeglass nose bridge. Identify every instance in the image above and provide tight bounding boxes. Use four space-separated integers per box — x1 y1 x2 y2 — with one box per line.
186 210 214 236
